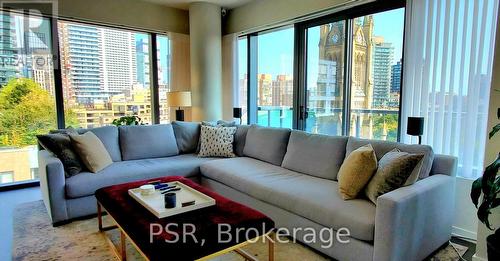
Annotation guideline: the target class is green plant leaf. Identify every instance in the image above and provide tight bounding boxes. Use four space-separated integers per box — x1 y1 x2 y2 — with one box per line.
478 201 493 230
490 123 500 139
471 177 482 208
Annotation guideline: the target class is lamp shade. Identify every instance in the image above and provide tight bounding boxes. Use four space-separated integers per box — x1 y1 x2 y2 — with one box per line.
233 107 242 118
407 117 424 136
166 91 191 107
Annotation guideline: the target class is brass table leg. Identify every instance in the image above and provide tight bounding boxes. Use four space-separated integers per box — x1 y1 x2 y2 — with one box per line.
97 202 103 231
268 232 276 261
97 201 117 231
120 230 127 261
268 232 275 261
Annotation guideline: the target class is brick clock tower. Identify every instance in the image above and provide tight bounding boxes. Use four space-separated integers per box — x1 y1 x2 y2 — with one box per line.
316 16 375 137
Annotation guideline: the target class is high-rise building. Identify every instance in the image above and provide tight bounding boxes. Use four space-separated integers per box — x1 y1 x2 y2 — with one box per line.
135 37 149 87
32 53 54 95
372 37 394 108
59 24 142 105
102 28 136 94
59 23 106 105
391 59 402 93
0 14 18 87
157 36 170 87
272 74 293 107
27 21 54 94
258 74 273 106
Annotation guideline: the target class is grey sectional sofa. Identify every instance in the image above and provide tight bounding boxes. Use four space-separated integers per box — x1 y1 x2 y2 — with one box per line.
39 122 457 261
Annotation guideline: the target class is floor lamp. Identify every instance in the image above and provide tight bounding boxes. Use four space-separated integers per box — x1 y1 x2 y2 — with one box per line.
407 117 424 144
166 91 191 121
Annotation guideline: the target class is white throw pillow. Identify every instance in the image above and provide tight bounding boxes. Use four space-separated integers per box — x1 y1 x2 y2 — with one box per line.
198 125 237 158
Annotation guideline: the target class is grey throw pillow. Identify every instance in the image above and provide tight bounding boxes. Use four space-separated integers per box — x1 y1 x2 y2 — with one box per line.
37 130 85 177
365 149 424 204
172 121 201 153
198 125 237 158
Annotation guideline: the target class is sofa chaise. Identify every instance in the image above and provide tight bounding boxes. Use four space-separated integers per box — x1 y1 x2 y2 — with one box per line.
38 122 457 261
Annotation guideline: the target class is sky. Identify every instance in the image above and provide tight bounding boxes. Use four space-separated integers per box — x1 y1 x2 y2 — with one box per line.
238 7 405 87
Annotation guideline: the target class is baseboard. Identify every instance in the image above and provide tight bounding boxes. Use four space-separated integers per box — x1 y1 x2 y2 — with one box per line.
472 253 487 261
452 226 477 241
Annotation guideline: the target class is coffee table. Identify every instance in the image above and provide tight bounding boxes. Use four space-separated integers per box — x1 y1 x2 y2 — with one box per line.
95 176 275 261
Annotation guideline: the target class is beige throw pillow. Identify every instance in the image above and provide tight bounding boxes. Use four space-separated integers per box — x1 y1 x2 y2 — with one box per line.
364 149 424 204
338 144 378 200
69 132 113 173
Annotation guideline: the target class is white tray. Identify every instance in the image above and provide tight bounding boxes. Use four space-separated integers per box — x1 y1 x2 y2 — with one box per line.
128 181 216 218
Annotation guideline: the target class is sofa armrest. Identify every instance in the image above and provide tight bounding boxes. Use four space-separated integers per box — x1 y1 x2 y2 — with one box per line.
373 174 455 261
38 150 68 225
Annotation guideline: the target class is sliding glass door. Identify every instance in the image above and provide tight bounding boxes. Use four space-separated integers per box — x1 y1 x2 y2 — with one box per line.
349 9 404 141
299 4 405 140
255 27 294 128
305 21 346 135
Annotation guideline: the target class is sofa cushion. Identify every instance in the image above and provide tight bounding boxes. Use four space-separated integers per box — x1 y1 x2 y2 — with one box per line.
346 137 434 179
172 121 200 154
243 125 291 166
198 126 237 158
69 132 113 173
364 149 424 204
200 157 376 241
79 126 122 162
234 125 250 157
282 130 348 180
119 124 179 160
37 132 85 177
338 144 378 200
65 154 217 198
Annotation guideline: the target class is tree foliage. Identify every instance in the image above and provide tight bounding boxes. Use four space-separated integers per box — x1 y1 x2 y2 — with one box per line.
0 78 77 147
373 113 399 141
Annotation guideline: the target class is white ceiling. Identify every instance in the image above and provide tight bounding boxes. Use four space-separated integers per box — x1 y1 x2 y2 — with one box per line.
143 0 255 10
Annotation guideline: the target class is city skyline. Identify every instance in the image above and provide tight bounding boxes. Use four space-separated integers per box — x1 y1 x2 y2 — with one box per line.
238 8 404 81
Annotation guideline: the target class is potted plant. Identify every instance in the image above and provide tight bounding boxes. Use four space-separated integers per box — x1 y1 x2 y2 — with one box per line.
471 108 500 259
112 115 144 126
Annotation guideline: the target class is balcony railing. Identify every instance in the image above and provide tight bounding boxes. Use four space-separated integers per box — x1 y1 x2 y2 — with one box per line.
257 106 293 128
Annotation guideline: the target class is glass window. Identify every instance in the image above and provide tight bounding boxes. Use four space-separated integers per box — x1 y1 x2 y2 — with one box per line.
58 21 152 128
237 37 248 124
157 35 171 124
0 12 57 185
349 8 404 141
0 171 14 184
256 27 294 128
305 21 346 135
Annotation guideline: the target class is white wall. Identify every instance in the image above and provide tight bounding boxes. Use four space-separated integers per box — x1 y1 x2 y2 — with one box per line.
223 0 359 34
58 0 189 34
452 178 479 240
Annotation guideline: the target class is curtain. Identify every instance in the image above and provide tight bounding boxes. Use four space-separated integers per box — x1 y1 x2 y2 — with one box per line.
401 0 499 178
